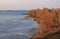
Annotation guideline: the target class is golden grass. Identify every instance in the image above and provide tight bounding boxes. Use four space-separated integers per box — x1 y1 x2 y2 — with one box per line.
29 8 60 39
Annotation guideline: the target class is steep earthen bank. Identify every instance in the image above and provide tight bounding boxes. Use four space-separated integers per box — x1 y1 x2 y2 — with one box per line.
28 8 60 39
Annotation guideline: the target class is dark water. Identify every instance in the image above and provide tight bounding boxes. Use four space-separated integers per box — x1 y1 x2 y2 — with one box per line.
0 10 38 39
0 10 29 15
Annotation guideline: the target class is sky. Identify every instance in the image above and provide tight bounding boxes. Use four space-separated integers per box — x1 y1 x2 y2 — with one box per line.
0 0 60 10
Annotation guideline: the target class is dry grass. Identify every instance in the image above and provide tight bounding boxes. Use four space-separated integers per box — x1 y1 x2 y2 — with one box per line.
29 8 60 39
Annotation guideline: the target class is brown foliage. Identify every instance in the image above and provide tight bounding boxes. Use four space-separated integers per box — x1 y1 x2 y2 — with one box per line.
29 9 35 18
29 8 60 39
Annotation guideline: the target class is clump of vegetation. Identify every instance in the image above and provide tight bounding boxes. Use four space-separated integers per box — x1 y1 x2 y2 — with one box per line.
29 8 60 39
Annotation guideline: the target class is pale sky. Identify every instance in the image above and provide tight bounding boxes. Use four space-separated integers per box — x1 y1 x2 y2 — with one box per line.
0 0 60 10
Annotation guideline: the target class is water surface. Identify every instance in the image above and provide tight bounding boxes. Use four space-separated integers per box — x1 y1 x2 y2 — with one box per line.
0 10 38 39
